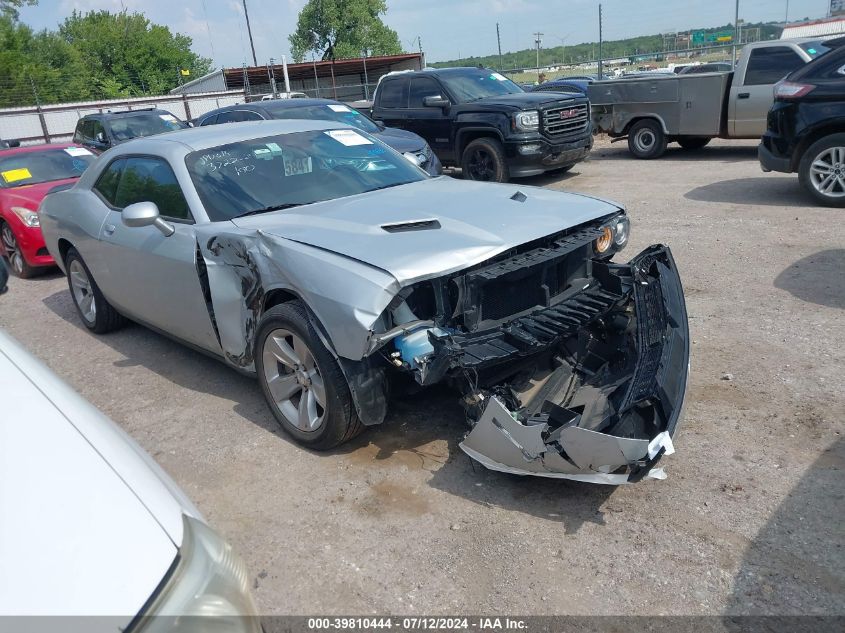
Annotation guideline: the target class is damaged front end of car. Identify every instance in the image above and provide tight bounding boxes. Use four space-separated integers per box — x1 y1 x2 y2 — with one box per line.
370 216 689 483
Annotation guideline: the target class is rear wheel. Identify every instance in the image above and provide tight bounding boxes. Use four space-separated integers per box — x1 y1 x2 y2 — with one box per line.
256 301 364 449
0 221 37 279
461 137 509 182
799 134 845 208
64 247 125 333
677 136 711 150
628 119 666 159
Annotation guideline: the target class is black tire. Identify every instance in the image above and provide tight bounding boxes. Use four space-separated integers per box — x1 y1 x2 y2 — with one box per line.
627 119 667 159
798 133 845 208
677 136 711 150
0 221 38 279
64 247 125 333
461 137 509 182
255 301 364 450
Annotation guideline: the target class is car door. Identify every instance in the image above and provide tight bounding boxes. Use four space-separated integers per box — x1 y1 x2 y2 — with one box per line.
404 76 454 160
91 156 220 353
731 46 807 137
374 77 409 129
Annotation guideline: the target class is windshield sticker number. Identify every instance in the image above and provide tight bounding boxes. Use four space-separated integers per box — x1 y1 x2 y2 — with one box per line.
1 168 32 183
490 72 508 81
159 114 178 122
324 129 372 146
64 147 94 157
284 155 312 176
327 104 352 112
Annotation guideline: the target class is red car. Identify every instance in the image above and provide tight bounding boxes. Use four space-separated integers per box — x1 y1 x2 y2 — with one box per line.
0 143 96 277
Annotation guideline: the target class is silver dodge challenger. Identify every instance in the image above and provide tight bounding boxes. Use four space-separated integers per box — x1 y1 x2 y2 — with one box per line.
40 120 689 484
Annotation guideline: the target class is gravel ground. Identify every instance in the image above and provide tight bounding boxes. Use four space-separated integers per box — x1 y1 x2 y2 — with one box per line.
1 137 843 616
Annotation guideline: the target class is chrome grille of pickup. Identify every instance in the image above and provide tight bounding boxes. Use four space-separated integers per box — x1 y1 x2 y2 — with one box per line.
542 103 589 137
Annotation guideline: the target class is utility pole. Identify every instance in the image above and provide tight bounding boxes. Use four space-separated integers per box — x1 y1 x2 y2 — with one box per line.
733 0 739 65
496 23 503 71
598 4 603 80
242 0 257 66
361 49 369 100
785 0 789 24
534 31 543 79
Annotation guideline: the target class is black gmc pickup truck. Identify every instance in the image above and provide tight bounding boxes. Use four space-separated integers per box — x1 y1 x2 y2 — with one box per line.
369 67 593 182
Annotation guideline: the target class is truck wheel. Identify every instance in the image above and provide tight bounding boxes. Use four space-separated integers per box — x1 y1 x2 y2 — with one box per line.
461 138 509 182
628 120 666 159
799 134 845 208
677 136 711 150
255 301 364 449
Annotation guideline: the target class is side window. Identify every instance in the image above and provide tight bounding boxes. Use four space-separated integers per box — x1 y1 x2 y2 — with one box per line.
114 157 191 221
93 158 125 206
73 120 86 143
199 114 219 126
378 79 408 108
217 110 263 123
409 77 444 108
745 47 805 85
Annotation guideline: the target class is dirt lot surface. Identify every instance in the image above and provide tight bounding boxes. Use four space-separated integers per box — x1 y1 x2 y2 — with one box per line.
2 138 843 617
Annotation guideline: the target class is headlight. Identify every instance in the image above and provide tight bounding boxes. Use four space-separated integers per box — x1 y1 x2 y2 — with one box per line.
11 206 39 228
135 515 261 633
513 110 539 131
594 213 630 255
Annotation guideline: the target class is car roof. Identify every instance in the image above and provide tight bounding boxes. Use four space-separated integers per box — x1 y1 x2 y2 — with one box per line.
198 98 342 120
0 142 78 157
80 109 174 120
109 119 351 154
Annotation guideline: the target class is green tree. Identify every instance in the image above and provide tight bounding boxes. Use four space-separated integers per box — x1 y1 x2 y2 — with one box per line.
1 0 36 19
289 0 402 62
58 10 212 97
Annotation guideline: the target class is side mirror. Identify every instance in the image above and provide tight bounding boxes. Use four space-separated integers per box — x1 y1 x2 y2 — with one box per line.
95 131 107 144
122 201 175 237
374 120 386 129
423 95 450 108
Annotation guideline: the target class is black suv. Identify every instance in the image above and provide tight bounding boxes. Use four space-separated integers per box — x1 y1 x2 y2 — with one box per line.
72 108 188 153
759 37 845 207
370 67 592 182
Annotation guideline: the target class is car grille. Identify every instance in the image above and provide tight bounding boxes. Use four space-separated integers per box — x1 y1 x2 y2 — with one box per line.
542 103 589 137
480 268 549 321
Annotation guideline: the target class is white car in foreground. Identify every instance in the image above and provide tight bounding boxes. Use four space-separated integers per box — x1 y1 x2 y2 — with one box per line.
0 327 260 631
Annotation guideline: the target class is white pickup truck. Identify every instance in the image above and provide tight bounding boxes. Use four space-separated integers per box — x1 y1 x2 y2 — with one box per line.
589 38 833 158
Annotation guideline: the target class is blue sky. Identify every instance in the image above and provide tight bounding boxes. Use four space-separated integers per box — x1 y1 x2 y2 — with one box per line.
18 0 834 68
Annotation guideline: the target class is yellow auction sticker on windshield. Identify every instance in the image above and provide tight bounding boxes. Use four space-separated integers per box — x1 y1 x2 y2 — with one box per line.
1 168 32 183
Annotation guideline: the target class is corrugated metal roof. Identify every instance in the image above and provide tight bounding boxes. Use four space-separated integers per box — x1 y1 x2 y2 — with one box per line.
781 17 845 39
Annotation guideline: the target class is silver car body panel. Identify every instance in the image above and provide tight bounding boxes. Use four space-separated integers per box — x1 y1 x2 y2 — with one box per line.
39 120 689 482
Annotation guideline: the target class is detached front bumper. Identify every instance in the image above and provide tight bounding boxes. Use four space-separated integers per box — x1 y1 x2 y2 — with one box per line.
459 245 689 484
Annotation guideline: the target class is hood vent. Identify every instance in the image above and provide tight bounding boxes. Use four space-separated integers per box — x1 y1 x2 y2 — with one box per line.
381 219 441 233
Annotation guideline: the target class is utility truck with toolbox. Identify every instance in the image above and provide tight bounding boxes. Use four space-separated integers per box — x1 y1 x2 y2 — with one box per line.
589 39 832 158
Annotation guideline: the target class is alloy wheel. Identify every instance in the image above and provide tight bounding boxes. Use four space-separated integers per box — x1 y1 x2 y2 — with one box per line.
262 328 327 432
810 146 845 199
1 224 23 275
68 259 96 323
468 149 495 180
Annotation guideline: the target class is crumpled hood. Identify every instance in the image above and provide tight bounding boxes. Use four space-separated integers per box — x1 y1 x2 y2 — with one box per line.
231 178 621 285
373 126 427 153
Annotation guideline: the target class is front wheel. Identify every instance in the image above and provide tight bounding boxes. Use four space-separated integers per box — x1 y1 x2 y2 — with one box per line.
799 134 845 208
0 221 37 279
461 137 509 182
628 119 667 159
255 301 363 449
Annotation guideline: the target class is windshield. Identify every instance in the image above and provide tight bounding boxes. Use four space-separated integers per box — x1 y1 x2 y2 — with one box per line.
0 147 95 188
438 69 524 103
108 112 187 142
800 41 831 58
267 103 380 134
186 129 426 222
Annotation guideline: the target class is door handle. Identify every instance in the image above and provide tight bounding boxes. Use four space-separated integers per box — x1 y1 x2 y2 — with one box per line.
738 92 750 99
103 223 116 236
